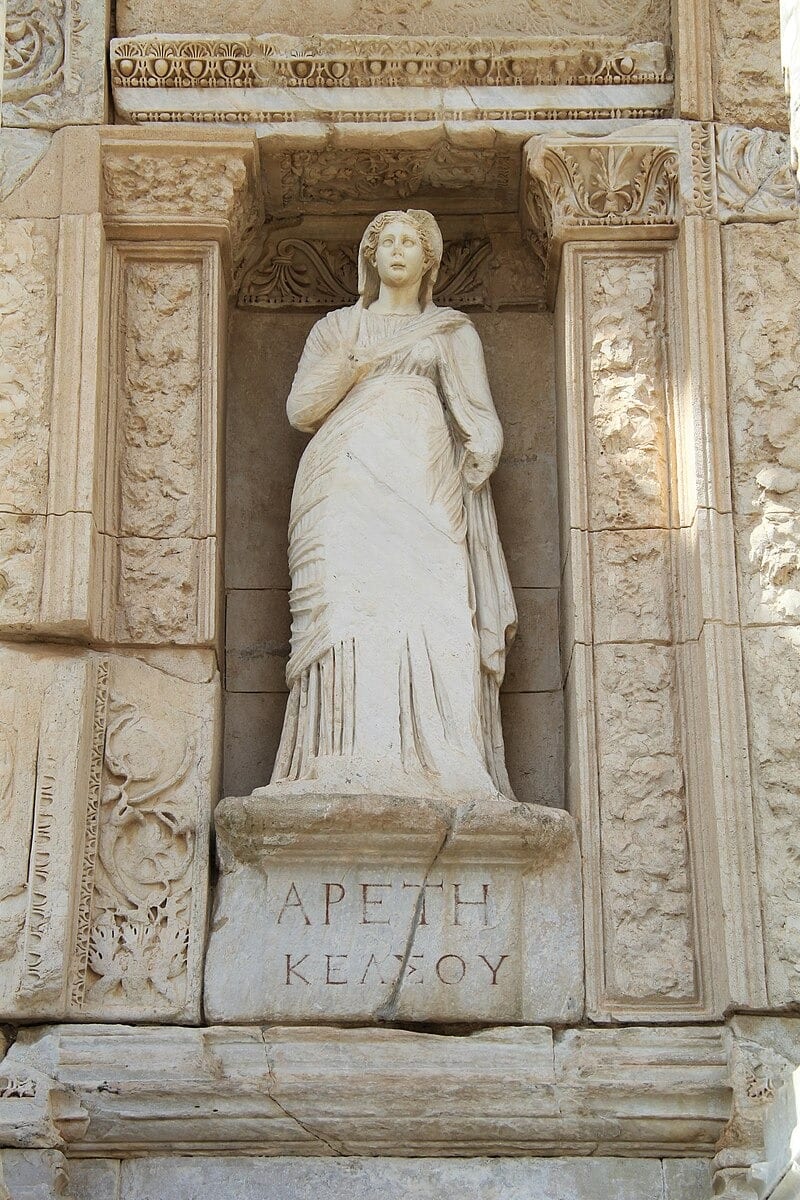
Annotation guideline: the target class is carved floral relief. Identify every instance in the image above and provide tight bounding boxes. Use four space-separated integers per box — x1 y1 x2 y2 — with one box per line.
0 647 218 1023
103 247 220 645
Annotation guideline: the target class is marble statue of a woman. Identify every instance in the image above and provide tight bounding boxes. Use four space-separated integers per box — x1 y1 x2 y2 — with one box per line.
259 209 517 802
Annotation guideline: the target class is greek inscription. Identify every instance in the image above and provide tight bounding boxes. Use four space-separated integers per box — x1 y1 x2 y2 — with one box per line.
359 953 389 985
324 882 345 924
453 882 490 926
285 953 310 984
279 950 512 987
435 954 467 984
477 954 510 984
325 953 348 984
401 880 444 925
361 882 392 924
277 882 312 925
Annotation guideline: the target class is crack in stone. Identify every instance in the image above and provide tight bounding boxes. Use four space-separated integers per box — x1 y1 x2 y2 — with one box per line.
374 802 475 1024
259 1029 344 1156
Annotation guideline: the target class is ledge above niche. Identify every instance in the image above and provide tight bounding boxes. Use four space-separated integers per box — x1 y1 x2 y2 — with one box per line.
109 34 673 128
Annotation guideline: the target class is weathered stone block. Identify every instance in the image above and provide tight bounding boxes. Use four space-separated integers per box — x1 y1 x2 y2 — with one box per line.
0 1022 731 1157
502 587 560 693
204 794 583 1025
222 691 287 796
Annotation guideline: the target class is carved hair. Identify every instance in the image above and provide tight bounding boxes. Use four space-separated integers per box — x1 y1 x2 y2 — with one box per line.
357 209 444 308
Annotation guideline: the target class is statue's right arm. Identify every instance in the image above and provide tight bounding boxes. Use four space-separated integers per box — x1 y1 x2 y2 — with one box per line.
286 313 361 433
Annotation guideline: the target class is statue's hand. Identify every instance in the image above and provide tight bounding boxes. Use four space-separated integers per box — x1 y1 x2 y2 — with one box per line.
462 450 494 491
345 348 373 381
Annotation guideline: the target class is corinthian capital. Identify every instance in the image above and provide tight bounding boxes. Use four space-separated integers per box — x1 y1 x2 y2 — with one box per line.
522 130 679 301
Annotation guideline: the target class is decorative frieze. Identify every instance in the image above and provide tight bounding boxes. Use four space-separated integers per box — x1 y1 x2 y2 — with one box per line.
110 35 671 91
274 144 519 215
0 646 219 1025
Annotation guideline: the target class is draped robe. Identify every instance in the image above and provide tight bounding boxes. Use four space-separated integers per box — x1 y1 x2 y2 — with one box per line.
263 302 517 801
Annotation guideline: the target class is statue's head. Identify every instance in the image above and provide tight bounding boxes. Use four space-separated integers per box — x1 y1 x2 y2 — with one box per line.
358 209 443 308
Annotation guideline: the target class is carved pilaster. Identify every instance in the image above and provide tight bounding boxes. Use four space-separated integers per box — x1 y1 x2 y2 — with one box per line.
532 126 768 1019
96 131 261 648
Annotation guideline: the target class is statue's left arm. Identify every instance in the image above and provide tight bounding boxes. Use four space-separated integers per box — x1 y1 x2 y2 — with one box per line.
437 318 516 692
437 320 503 490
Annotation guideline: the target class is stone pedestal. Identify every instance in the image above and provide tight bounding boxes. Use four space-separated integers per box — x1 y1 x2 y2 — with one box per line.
204 794 583 1025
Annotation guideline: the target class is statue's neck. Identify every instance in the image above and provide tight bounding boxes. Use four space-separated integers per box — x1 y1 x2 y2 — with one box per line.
367 281 423 315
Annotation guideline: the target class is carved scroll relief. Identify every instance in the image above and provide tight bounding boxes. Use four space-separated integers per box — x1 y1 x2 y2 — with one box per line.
0 646 218 1024
99 243 224 645
2 0 107 128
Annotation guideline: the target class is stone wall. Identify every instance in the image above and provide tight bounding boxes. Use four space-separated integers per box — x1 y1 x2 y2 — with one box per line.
2 0 800 1194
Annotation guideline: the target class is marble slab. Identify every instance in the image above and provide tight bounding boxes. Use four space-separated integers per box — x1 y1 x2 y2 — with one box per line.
204 793 583 1024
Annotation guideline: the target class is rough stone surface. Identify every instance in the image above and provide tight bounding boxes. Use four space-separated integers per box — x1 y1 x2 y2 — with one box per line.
722 222 800 1008
722 224 800 623
205 794 583 1024
0 132 53 204
116 0 670 39
0 220 58 520
741 628 800 1006
713 0 788 130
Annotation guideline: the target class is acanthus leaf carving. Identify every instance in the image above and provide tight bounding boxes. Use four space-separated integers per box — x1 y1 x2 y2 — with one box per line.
523 139 679 293
716 126 798 224
239 234 494 309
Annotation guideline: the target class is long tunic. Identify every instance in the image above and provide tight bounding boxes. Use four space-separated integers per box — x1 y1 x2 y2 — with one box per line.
265 302 517 801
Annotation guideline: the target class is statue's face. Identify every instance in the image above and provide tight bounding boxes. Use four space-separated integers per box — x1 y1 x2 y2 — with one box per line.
373 220 427 291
